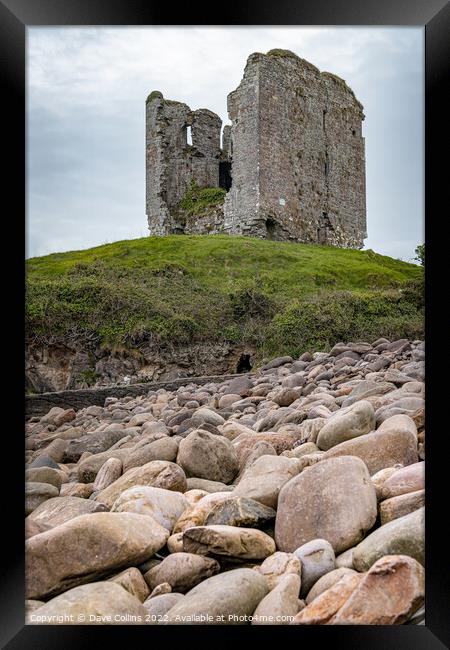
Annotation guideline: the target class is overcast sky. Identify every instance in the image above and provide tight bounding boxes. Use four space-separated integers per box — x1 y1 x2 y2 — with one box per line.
27 27 424 261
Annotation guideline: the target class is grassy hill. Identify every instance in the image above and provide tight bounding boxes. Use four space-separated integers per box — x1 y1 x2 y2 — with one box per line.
26 235 424 364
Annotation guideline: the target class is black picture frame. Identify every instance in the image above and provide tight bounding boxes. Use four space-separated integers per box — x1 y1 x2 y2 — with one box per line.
2 0 448 647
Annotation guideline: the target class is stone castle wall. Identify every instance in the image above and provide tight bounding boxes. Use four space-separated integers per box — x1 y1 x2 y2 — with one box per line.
146 50 367 247
146 92 222 235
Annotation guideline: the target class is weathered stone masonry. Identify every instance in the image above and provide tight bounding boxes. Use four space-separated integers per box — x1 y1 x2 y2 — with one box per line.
146 49 367 247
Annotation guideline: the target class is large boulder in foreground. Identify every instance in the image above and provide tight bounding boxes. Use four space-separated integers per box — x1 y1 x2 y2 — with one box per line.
329 555 424 624
144 553 220 593
352 507 425 572
293 539 336 597
257 552 301 590
233 455 302 508
94 461 187 508
324 428 418 475
143 593 184 621
275 456 377 554
26 512 169 599
177 429 239 484
380 462 424 500
78 449 130 483
316 400 375 451
163 568 269 624
305 567 357 604
380 489 425 525
204 496 275 528
183 525 276 560
27 496 108 529
63 430 129 462
252 574 301 625
29 582 147 625
291 573 363 625
25 482 59 516
111 486 188 533
173 492 233 533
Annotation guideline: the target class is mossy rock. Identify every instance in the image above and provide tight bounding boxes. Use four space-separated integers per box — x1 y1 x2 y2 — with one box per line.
146 91 163 104
266 49 298 59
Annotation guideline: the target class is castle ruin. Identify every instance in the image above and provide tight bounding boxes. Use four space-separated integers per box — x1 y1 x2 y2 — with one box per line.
146 49 367 247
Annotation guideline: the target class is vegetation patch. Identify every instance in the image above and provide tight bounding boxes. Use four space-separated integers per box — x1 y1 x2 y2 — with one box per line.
267 49 299 60
26 235 424 366
146 91 163 103
178 182 226 218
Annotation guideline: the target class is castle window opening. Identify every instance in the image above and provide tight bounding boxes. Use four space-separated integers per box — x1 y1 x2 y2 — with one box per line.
219 161 232 192
186 125 192 145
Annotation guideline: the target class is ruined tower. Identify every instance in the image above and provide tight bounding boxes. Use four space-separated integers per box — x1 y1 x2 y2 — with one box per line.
146 49 367 247
145 92 223 235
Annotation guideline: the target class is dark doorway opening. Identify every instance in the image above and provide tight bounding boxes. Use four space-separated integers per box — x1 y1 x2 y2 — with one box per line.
265 217 278 240
219 161 232 191
236 353 252 373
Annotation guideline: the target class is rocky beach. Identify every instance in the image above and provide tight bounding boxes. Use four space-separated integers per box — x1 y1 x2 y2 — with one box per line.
25 337 425 625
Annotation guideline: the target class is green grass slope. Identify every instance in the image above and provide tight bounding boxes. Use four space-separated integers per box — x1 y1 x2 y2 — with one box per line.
26 235 424 362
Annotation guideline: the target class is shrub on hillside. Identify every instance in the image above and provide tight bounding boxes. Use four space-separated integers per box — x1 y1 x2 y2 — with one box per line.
266 289 424 357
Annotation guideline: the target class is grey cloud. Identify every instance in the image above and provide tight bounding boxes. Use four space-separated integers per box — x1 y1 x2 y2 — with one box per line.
27 27 423 261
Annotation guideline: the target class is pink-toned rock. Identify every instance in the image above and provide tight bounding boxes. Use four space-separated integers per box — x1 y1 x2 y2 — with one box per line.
305 568 357 604
233 455 302 508
40 407 65 425
149 583 172 598
59 482 94 498
329 555 424 624
26 512 169 599
94 461 187 508
93 457 123 491
27 496 107 529
380 489 425 525
218 394 242 409
290 573 363 624
257 552 302 590
272 388 303 407
380 462 424 500
183 525 276 560
53 409 76 428
108 567 150 602
173 492 232 533
177 429 238 484
144 552 220 593
371 465 404 500
233 433 301 460
324 429 418 475
29 582 147 624
275 456 377 554
252 574 301 624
